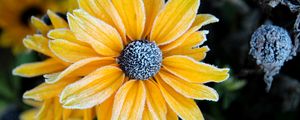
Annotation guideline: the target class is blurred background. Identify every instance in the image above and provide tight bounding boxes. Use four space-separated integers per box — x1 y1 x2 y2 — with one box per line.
0 0 299 120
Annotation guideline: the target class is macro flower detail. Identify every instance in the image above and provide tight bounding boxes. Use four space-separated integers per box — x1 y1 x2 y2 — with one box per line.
14 0 230 119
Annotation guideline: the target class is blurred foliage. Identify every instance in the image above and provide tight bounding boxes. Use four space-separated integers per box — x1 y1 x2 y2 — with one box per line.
0 49 37 118
215 76 246 109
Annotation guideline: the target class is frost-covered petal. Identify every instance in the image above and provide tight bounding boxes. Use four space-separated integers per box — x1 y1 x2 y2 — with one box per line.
161 29 208 52
68 9 123 57
47 10 68 28
23 77 77 101
163 55 229 83
112 0 146 40
192 14 219 29
60 66 124 109
166 106 178 120
163 31 209 61
96 94 114 120
47 28 89 46
78 0 127 42
13 59 65 78
31 17 51 35
157 69 219 101
46 57 115 83
23 35 53 57
150 0 199 45
112 80 146 120
142 0 164 37
142 106 155 120
156 76 203 120
144 80 167 120
49 39 99 63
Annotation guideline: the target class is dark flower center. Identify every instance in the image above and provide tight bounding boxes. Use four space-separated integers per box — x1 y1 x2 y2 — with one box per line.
20 6 43 26
118 40 162 80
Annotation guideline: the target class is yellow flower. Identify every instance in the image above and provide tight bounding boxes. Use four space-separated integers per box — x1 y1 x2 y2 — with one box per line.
16 10 94 120
0 0 77 54
14 0 230 119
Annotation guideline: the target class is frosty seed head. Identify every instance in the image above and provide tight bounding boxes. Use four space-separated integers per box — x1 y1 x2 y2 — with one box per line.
118 40 162 80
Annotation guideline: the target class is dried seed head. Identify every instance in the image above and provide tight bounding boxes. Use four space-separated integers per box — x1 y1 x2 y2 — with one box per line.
250 25 293 91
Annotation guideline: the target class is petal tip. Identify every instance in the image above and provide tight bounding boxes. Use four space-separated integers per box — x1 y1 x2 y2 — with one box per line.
12 66 30 77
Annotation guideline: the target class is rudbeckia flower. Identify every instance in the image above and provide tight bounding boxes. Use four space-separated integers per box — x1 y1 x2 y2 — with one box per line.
0 0 77 53
14 0 230 119
15 10 94 120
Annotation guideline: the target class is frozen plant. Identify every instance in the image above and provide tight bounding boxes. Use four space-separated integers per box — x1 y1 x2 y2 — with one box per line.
250 25 295 91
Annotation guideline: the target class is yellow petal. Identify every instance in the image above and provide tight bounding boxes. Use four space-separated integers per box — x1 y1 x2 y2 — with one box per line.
83 109 93 120
23 35 53 57
45 57 115 83
37 99 54 120
91 0 123 28
166 106 178 120
158 69 219 101
142 106 155 120
23 78 77 101
96 94 114 120
174 31 208 50
165 46 210 61
69 110 84 118
150 0 200 45
13 59 65 78
63 109 72 120
156 77 203 120
23 35 69 65
60 66 124 109
161 14 218 51
78 0 114 27
160 28 207 53
49 39 99 63
112 80 146 120
47 28 89 46
47 10 68 28
23 99 42 107
112 0 145 40
143 0 164 38
54 99 64 120
68 10 123 57
79 0 127 43
20 109 38 120
144 80 167 120
163 55 229 83
31 16 51 35
192 14 219 29
163 31 210 61
96 0 127 43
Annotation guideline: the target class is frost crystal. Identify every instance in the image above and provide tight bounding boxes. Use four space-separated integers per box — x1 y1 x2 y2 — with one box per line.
250 25 293 91
118 40 162 80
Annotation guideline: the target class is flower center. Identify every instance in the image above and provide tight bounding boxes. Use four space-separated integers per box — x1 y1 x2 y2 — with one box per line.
118 40 162 80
